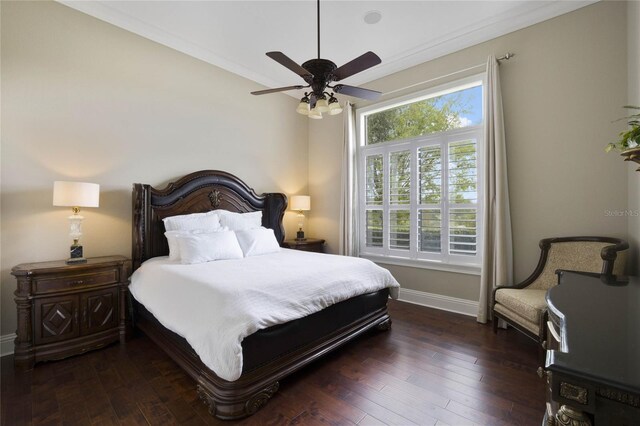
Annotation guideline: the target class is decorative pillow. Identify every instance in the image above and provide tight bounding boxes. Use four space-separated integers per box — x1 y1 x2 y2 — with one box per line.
216 210 263 231
235 227 280 257
163 212 220 232
176 230 243 264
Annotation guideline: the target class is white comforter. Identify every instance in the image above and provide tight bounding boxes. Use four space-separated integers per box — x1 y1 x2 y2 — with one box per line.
129 249 399 381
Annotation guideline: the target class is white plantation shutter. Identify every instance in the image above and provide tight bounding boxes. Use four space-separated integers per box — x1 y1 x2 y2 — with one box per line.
365 155 383 206
364 154 384 249
356 76 484 269
449 208 478 255
389 150 411 251
389 151 411 205
448 140 478 257
358 130 482 265
418 209 441 253
418 146 442 204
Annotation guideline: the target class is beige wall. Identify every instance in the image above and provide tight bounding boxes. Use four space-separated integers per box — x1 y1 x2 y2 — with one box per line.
0 1 308 336
628 0 640 277
309 1 630 300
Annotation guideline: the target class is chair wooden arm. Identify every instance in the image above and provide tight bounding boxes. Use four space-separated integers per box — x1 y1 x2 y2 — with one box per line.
599 239 629 275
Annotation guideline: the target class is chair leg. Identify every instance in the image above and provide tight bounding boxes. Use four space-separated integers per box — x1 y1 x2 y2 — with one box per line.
492 315 498 334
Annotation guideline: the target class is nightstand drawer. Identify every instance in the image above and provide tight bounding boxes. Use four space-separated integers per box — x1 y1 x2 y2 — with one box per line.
34 268 119 294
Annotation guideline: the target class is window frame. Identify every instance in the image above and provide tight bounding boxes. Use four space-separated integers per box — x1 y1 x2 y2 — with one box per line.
356 74 485 274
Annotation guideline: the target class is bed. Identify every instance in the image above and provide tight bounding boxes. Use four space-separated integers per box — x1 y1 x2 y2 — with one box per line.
130 170 396 419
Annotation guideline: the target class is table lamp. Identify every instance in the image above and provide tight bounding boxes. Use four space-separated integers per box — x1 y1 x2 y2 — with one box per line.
290 195 310 241
53 181 100 264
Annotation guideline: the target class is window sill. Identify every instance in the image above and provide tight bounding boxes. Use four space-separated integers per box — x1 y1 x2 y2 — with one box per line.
361 254 481 276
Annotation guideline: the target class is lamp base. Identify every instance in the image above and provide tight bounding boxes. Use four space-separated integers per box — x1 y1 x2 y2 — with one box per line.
296 229 306 241
67 243 86 264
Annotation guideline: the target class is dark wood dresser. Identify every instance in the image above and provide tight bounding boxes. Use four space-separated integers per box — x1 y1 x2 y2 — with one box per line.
282 238 325 253
11 255 130 370
542 271 640 425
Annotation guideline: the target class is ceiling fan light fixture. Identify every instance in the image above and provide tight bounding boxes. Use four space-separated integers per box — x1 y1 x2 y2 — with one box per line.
316 95 330 113
296 96 310 115
251 0 382 117
328 96 343 115
308 108 323 119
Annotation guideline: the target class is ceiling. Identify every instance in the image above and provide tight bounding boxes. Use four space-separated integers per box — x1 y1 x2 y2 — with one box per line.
60 1 595 96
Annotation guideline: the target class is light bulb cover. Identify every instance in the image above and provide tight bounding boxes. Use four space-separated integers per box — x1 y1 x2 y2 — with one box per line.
296 101 310 115
328 95 343 115
328 104 343 115
308 108 323 119
316 97 330 113
296 95 310 115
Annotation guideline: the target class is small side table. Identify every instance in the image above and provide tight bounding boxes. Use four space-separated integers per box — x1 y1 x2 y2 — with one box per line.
11 255 131 370
282 238 325 253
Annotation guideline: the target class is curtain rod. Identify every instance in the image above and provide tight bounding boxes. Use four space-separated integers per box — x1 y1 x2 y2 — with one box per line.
380 52 515 98
497 52 515 62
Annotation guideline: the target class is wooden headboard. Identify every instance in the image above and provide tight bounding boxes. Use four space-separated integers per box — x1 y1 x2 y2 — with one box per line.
132 170 288 271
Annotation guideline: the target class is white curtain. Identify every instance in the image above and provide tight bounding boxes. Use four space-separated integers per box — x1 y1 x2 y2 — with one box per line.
339 102 359 256
477 55 513 323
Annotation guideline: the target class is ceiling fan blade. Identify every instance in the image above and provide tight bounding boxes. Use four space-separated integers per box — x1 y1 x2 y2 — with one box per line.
266 52 313 82
334 84 382 100
333 51 381 81
251 85 305 95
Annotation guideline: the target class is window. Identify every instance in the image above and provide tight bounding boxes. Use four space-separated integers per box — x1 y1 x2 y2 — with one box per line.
357 76 484 271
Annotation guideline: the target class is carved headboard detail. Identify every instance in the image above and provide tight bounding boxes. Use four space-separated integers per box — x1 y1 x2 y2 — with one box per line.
132 170 288 271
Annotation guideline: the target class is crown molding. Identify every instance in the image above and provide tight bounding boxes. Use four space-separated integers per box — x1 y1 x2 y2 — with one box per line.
58 0 285 92
346 0 597 87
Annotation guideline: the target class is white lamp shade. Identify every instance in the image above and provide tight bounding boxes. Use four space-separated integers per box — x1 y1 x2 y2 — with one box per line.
316 98 330 113
290 195 311 211
308 108 322 119
53 181 100 207
328 102 343 115
296 101 310 115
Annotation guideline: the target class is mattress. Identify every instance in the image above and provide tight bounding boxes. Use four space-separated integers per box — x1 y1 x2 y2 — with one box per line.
134 287 390 374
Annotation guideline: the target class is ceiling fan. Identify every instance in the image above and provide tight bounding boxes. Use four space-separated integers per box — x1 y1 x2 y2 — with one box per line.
250 0 382 118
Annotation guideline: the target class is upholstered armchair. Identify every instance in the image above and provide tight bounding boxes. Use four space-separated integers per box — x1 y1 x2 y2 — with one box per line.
492 236 628 346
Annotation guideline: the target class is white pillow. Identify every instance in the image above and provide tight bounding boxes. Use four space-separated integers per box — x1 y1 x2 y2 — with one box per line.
176 230 243 264
165 230 187 261
165 227 228 261
235 228 280 257
216 210 262 231
163 212 220 232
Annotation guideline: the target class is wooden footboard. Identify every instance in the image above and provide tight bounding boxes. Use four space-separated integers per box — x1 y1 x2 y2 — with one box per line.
134 300 390 419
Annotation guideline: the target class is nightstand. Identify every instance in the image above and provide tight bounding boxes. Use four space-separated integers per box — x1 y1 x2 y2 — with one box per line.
11 255 131 370
282 238 325 253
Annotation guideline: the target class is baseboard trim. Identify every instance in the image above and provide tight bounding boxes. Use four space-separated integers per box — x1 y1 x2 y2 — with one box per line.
1 334 16 357
397 288 478 317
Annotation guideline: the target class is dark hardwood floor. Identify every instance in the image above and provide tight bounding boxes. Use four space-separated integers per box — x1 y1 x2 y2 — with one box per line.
1 300 545 425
